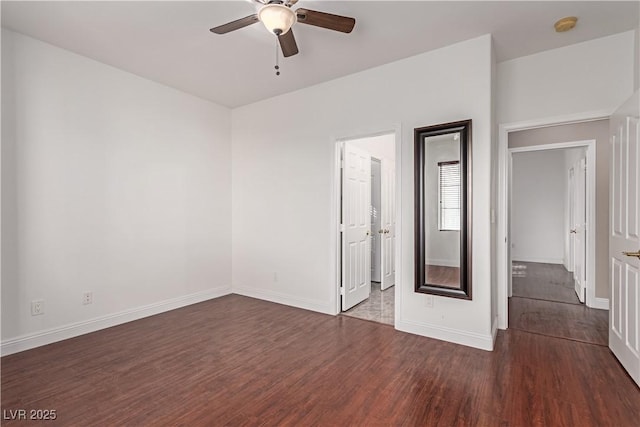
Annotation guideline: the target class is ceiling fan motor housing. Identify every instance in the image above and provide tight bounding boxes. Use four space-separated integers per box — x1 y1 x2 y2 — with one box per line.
258 3 297 35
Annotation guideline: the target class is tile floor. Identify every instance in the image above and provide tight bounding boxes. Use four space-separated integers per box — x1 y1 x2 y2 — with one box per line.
342 281 394 325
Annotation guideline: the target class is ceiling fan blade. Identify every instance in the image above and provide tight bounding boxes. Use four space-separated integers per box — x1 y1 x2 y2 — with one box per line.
210 14 259 34
278 30 299 57
295 8 355 33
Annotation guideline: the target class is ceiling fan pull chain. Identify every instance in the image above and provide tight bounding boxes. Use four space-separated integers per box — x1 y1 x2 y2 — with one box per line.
274 36 280 76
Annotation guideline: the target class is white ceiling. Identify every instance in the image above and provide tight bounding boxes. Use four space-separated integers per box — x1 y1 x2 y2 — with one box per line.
2 1 638 108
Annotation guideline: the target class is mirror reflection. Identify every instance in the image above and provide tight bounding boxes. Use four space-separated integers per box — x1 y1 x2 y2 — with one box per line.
424 133 460 289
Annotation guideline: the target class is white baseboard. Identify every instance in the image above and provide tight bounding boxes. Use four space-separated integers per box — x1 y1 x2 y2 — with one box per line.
512 257 564 265
234 285 334 315
1 286 232 356
590 297 609 310
425 258 459 267
395 318 494 351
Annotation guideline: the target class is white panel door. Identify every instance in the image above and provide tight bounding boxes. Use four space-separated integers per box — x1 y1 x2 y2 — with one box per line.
609 91 640 387
371 160 382 282
342 143 371 311
574 157 587 303
380 159 396 290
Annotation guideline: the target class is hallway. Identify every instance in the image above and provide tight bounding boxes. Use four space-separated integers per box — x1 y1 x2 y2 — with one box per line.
509 262 608 346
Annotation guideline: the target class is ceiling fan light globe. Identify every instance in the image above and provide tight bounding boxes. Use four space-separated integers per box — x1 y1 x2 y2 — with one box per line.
258 4 296 35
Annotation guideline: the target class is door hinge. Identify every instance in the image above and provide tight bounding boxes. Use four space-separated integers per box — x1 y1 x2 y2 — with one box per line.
340 160 344 169
340 224 345 232
340 286 345 295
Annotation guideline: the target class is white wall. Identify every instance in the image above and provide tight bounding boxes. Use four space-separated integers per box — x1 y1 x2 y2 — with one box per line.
635 28 639 92
490 37 498 339
232 35 494 350
497 31 635 124
1 30 232 354
424 138 460 266
511 150 566 264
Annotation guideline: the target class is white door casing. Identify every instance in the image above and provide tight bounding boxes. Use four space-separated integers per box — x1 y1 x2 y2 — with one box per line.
609 91 640 387
381 159 396 290
507 155 513 298
574 157 587 303
341 142 372 310
568 167 575 273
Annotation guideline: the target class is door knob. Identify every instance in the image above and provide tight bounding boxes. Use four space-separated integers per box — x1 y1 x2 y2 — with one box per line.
570 229 577 234
384 229 390 234
622 250 640 259
378 229 384 234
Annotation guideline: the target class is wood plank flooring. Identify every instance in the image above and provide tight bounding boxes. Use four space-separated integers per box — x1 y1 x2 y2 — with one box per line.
3 295 639 426
509 297 608 345
509 262 608 345
512 261 579 304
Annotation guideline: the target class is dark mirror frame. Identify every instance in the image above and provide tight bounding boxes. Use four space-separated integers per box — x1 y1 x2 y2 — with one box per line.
414 119 472 299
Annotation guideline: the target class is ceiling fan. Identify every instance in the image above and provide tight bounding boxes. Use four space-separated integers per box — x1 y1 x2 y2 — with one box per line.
209 0 356 58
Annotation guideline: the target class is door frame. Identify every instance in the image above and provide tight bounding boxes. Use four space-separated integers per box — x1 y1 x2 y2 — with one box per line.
332 126 401 317
567 167 575 273
509 140 594 303
497 111 610 329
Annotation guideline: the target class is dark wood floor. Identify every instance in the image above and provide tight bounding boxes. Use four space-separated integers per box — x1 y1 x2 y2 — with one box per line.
2 295 639 426
510 262 609 346
512 261 579 304
509 297 609 345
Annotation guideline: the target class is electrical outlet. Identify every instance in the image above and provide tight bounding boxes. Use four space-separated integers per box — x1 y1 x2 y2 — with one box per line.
425 295 434 308
31 299 44 316
82 291 93 305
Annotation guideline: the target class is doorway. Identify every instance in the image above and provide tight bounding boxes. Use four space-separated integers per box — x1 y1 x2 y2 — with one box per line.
508 144 608 345
510 147 587 303
336 132 397 325
497 118 612 329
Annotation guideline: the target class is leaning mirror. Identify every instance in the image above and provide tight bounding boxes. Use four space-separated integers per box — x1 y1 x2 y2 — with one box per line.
414 120 472 299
